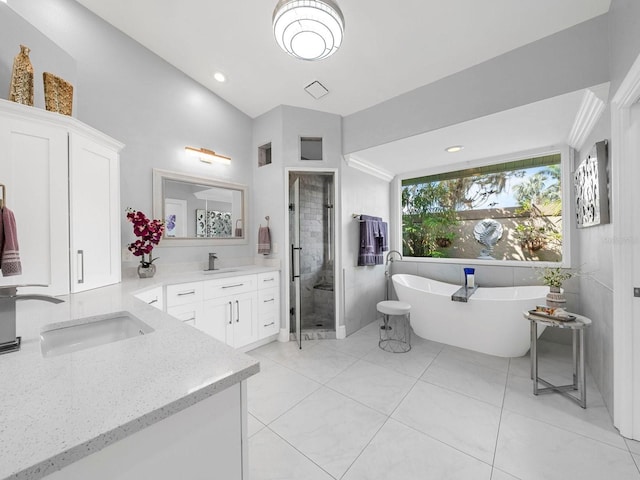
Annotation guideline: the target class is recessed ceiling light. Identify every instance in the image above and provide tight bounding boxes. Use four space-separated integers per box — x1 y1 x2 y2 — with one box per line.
445 145 464 153
213 72 226 83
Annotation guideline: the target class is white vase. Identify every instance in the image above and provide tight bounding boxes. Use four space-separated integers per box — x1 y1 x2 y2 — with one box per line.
546 286 566 306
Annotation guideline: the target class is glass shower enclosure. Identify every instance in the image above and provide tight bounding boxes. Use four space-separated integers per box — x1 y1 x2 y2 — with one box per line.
288 172 336 348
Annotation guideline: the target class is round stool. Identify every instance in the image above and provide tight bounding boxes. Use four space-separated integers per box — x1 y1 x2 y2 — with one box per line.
377 300 411 353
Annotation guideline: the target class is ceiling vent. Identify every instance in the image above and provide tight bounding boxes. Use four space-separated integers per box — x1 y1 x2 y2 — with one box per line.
304 81 329 100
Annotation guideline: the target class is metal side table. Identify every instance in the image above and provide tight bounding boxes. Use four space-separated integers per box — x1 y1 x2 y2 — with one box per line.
523 311 592 408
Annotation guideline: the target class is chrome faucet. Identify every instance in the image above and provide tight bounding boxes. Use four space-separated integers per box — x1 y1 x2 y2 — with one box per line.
0 285 64 355
207 252 218 271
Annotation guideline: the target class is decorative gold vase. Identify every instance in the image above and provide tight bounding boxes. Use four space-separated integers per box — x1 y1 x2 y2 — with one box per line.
9 45 34 106
43 72 74 116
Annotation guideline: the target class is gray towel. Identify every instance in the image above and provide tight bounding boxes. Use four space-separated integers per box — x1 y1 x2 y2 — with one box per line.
258 226 271 255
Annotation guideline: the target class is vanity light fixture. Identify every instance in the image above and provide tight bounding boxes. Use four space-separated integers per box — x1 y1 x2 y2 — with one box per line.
185 146 231 166
272 0 345 61
445 145 464 153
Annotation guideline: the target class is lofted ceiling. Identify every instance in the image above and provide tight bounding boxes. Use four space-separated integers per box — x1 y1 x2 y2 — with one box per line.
74 0 611 119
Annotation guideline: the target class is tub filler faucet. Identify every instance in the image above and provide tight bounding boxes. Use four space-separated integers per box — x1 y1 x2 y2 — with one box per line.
384 250 403 300
384 250 403 277
0 285 64 355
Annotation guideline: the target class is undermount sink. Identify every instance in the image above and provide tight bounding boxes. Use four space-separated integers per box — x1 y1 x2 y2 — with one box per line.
40 311 154 358
202 268 241 275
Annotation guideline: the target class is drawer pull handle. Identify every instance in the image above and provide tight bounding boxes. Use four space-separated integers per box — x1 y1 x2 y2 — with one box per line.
184 316 196 322
263 278 275 282
263 298 275 303
223 283 244 289
264 322 275 327
236 300 240 322
228 301 233 324
148 298 158 305
177 290 196 296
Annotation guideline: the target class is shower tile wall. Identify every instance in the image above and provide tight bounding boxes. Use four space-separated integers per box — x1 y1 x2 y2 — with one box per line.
298 175 334 328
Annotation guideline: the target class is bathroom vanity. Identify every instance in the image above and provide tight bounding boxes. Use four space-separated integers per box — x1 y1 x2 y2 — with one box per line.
0 270 264 480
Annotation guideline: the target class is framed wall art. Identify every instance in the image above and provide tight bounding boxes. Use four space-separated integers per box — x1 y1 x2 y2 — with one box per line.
575 140 609 228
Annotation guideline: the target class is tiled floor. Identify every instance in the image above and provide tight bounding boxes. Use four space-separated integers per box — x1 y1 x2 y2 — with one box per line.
246 321 640 480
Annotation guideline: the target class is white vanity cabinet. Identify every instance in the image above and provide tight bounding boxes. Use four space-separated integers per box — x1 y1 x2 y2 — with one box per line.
69 133 121 293
257 272 280 338
163 270 280 348
202 275 258 348
166 282 204 327
134 286 164 310
0 100 123 296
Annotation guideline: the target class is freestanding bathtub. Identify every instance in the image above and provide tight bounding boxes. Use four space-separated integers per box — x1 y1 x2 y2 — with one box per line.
392 274 548 357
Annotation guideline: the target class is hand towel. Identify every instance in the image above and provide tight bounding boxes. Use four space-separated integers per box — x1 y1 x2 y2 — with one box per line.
258 226 271 255
358 215 383 266
378 221 389 252
0 207 22 276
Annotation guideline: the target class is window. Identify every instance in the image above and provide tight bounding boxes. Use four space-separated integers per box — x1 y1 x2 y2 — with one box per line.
300 137 323 161
258 142 272 167
401 153 563 262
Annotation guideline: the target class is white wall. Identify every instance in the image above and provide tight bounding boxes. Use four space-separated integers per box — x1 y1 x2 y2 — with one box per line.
341 167 391 335
609 0 640 95
0 5 77 111
575 107 614 412
342 14 610 155
252 106 345 335
5 0 254 271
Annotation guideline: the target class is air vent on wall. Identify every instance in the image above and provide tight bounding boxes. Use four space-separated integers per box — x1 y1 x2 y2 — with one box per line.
304 81 329 100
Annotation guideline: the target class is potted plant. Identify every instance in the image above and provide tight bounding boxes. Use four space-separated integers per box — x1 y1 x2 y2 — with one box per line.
514 223 548 251
126 208 165 278
537 266 575 306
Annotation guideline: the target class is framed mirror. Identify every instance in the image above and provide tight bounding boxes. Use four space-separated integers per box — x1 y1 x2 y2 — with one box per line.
152 169 248 246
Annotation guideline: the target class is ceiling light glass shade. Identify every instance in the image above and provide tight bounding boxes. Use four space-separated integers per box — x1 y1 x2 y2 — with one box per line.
273 0 345 61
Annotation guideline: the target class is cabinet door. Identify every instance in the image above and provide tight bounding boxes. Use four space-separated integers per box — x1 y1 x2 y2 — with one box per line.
0 115 69 295
69 133 121 292
201 296 234 344
167 303 203 327
134 286 164 311
232 291 258 348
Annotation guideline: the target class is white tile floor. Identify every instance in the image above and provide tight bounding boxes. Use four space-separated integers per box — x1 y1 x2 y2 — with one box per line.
246 321 640 480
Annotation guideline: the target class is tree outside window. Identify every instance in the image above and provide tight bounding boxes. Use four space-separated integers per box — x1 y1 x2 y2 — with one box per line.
401 154 562 261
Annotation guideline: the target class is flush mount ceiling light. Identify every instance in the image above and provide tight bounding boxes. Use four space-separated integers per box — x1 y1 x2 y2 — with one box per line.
185 146 231 166
272 0 345 61
213 72 226 83
445 145 465 153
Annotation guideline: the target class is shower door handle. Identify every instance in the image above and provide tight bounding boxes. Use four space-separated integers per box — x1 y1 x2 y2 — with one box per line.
290 244 302 281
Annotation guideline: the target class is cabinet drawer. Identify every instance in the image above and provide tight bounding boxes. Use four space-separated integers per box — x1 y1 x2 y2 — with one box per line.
134 287 164 311
258 271 280 289
258 310 279 338
166 281 203 307
204 275 256 299
258 287 279 314
167 303 203 326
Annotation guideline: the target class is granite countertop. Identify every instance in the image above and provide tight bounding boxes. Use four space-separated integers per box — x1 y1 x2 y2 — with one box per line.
0 265 274 480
